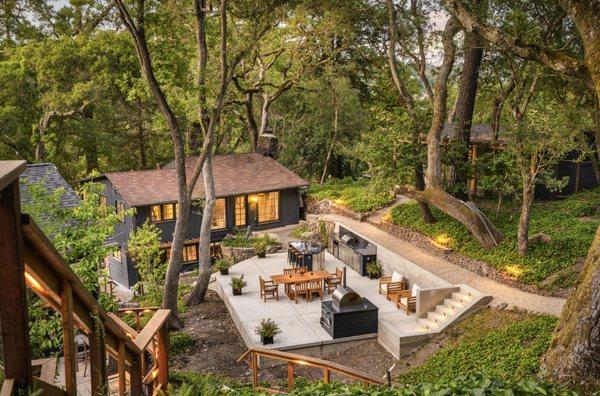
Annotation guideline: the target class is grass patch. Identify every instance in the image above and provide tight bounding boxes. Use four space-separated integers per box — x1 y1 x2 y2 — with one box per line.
390 188 600 289
398 310 557 385
307 177 394 213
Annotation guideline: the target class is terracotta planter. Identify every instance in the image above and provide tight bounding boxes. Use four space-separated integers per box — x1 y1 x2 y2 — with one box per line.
219 269 229 275
261 335 274 345
232 288 242 296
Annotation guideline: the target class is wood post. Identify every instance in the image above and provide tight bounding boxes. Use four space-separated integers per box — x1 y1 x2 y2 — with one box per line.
575 161 582 193
117 341 126 396
323 367 330 383
88 314 107 396
60 281 77 395
157 324 169 390
469 145 478 196
0 180 33 390
251 353 259 388
129 356 143 396
287 362 294 391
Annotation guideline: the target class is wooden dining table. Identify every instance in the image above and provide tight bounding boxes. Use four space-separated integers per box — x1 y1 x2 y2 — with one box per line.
270 270 332 286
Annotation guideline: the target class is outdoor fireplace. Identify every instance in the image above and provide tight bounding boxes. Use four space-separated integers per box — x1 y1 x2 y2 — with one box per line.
320 268 378 339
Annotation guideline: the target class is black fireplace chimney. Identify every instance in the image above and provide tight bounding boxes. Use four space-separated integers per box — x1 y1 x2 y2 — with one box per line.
343 266 347 287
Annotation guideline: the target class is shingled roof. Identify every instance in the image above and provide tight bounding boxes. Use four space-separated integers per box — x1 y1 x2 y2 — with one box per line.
106 153 308 207
20 163 80 208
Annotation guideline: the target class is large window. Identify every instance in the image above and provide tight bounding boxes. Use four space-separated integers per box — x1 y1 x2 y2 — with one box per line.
150 203 178 222
211 198 226 229
235 196 246 227
256 191 279 223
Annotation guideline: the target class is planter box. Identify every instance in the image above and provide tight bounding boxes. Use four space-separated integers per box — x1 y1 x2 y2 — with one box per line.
261 335 274 345
257 252 266 258
232 288 242 296
219 269 229 275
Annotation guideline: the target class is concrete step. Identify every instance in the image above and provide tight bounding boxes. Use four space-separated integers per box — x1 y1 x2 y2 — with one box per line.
427 311 447 325
435 304 455 317
443 299 463 311
452 292 472 303
419 319 439 331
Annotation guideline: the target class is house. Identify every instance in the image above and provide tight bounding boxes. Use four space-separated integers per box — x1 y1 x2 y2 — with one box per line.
441 123 599 198
19 163 80 209
92 152 309 287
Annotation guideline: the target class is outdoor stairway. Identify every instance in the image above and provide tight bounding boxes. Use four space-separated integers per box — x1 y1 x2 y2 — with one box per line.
420 289 474 331
378 284 492 358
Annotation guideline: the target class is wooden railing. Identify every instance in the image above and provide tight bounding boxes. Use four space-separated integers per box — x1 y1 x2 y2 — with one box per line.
0 161 171 395
118 307 160 331
237 348 386 393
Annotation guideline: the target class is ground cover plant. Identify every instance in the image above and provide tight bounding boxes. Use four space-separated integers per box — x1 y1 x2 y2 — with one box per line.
307 177 394 213
221 233 279 249
398 310 557 384
389 188 600 290
169 372 575 395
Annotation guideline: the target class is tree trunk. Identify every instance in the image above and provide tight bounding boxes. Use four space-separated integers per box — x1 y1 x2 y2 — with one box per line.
450 27 483 195
414 166 435 224
245 93 259 151
490 79 516 140
186 153 216 305
517 171 534 256
541 225 600 390
135 97 147 168
320 100 338 184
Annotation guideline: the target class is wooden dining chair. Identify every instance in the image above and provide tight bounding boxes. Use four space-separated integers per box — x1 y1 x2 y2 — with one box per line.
291 281 310 304
282 268 297 295
325 267 343 294
308 279 323 301
259 276 279 303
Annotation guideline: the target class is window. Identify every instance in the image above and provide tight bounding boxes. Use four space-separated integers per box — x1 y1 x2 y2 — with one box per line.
100 195 108 207
235 196 246 227
182 244 198 262
163 244 198 263
116 201 125 215
256 191 279 223
211 198 226 229
150 203 177 222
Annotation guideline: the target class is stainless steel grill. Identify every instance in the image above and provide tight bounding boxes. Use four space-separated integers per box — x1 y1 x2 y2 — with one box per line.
332 287 362 310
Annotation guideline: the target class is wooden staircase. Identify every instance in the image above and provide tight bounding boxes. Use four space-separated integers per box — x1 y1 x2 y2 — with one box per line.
0 161 171 396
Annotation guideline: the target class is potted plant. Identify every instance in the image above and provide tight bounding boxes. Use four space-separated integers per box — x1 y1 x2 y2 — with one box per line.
366 261 382 279
255 318 281 345
230 275 247 295
213 258 231 275
254 239 268 258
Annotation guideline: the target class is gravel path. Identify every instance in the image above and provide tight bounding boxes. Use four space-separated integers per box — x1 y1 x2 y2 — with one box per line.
317 213 566 317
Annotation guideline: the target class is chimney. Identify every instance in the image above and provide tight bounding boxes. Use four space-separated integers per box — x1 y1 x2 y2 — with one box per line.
257 129 279 159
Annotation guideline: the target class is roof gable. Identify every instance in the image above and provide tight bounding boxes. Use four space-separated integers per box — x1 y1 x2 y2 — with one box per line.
106 153 308 207
20 163 80 209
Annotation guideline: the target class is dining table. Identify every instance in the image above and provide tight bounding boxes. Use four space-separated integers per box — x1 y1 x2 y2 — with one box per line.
270 269 332 285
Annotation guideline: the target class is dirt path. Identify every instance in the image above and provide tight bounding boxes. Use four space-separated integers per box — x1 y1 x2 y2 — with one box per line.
317 213 566 316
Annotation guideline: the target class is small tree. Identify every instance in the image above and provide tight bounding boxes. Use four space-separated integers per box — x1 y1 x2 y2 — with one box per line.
128 220 166 303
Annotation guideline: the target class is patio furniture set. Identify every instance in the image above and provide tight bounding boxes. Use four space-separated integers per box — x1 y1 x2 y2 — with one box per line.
262 267 344 304
378 271 419 315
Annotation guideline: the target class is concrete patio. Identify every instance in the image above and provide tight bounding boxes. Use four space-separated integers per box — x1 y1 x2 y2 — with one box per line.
214 251 405 354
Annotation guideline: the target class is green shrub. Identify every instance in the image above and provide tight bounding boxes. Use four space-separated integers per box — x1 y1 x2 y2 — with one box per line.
389 188 600 289
307 178 394 213
169 372 576 395
222 233 279 248
170 332 195 356
398 315 557 384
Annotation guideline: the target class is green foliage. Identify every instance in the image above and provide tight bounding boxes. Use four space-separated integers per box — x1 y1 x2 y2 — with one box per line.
21 179 125 357
254 318 281 338
366 261 382 276
169 372 576 395
253 238 268 255
212 258 232 272
399 315 557 384
170 332 195 356
390 188 600 289
222 233 278 248
307 177 394 213
128 220 166 301
230 275 247 291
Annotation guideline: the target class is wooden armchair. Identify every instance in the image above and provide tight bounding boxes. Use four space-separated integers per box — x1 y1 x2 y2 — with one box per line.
379 275 406 301
259 276 279 303
308 279 323 301
392 290 416 315
325 267 342 294
291 281 310 304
